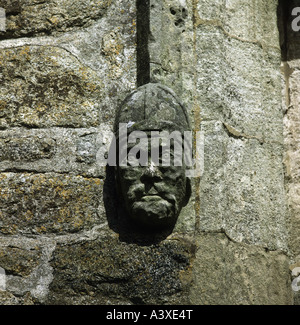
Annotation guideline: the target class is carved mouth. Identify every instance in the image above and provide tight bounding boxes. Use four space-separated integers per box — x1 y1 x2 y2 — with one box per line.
141 195 163 202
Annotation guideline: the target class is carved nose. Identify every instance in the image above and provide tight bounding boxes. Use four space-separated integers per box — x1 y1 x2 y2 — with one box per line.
140 160 162 183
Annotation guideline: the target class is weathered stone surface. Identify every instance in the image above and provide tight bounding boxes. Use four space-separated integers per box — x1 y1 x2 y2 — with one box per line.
144 1 287 250
190 232 293 305
0 0 112 39
0 0 295 306
0 173 104 235
0 127 112 178
196 26 282 142
76 134 97 164
0 236 56 302
195 0 279 49
283 69 300 258
0 0 137 130
281 0 300 270
285 183 300 258
191 2 287 252
138 0 194 110
290 260 300 305
0 291 35 305
199 121 288 251
47 233 194 305
0 136 56 162
142 0 193 97
0 246 40 277
0 46 104 128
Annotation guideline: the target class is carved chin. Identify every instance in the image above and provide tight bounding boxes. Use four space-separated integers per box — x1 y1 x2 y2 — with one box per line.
130 198 178 228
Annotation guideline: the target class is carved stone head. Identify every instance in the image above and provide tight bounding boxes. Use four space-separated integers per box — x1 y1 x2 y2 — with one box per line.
114 83 191 229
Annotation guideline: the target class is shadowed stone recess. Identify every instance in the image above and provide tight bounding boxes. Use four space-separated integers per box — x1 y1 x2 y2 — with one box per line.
47 233 194 305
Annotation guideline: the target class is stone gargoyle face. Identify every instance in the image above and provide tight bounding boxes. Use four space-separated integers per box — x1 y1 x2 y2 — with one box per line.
116 133 191 229
114 83 191 230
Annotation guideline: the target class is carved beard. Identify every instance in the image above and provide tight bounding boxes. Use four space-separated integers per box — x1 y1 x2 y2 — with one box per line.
117 163 188 229
129 193 179 228
128 185 179 228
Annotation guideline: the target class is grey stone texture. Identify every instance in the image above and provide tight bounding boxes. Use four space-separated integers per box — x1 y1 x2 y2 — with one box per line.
0 46 104 128
0 0 113 39
281 0 300 305
190 232 293 305
0 173 104 235
0 0 297 305
47 231 194 305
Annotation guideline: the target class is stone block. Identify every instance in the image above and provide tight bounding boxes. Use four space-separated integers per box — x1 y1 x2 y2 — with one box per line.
195 25 282 142
0 0 112 39
0 136 56 162
199 121 288 251
0 127 111 178
190 232 293 305
0 246 41 277
195 0 279 48
0 173 104 235
0 46 104 128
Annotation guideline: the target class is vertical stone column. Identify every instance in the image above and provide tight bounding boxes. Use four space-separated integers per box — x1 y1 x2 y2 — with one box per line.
137 0 194 100
190 0 293 304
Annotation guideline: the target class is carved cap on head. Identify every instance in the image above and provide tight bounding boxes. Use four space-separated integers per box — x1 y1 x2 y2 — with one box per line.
114 83 190 134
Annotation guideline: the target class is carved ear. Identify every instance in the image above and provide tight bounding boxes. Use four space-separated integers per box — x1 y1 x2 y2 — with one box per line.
183 177 191 207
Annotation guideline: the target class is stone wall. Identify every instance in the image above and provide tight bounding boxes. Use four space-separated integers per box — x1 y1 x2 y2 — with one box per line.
0 0 296 305
280 0 300 306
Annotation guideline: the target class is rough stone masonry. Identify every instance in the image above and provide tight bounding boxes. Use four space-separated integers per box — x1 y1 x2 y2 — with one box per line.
0 0 297 305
